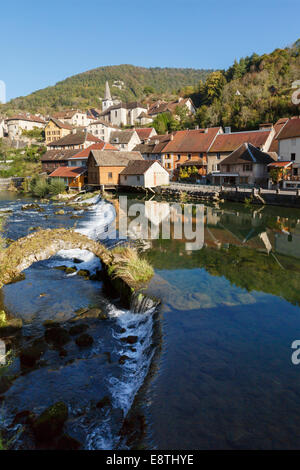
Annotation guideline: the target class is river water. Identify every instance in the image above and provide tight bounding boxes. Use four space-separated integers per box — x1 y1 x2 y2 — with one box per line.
1 192 300 449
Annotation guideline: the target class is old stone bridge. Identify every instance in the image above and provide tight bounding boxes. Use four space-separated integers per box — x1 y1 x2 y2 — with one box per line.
0 228 113 287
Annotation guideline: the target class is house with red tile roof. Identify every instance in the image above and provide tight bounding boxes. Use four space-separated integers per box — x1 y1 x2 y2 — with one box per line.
207 128 275 175
134 128 157 142
274 116 300 188
49 166 86 191
67 142 118 167
47 130 102 150
159 127 222 178
211 143 276 187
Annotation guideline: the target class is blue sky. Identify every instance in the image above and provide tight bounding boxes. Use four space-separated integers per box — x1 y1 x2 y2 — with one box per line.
1 0 299 101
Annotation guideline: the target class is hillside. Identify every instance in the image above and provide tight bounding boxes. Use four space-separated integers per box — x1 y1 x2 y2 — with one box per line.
188 39 300 131
0 65 212 114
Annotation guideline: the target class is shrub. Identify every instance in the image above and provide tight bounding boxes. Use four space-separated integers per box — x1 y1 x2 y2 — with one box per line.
30 176 49 198
109 247 154 284
49 178 66 195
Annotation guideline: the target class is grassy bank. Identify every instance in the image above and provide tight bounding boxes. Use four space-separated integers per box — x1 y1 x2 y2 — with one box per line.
108 246 154 284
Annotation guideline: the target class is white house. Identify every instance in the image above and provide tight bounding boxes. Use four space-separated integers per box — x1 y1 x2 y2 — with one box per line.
109 130 141 151
6 114 46 138
274 117 300 189
87 119 117 142
0 117 5 138
119 160 170 188
53 109 91 127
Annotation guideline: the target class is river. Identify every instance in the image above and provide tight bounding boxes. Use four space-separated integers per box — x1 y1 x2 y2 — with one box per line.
1 191 300 449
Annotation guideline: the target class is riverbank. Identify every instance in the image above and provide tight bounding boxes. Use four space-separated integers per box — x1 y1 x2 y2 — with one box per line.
155 183 300 208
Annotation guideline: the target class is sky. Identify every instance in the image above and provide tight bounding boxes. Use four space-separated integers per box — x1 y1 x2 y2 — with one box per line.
1 0 299 101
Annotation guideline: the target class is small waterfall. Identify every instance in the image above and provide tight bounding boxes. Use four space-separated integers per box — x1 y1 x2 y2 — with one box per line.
130 291 160 313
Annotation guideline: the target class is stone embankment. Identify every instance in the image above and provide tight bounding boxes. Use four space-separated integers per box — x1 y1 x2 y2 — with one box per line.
156 183 300 208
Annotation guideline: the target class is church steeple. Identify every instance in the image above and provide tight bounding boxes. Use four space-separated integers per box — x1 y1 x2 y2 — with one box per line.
102 81 113 111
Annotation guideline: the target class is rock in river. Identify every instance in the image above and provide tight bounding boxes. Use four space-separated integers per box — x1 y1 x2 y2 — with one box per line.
32 402 68 442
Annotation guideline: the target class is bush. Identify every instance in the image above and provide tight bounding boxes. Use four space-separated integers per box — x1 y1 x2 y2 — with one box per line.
30 176 49 198
49 178 66 195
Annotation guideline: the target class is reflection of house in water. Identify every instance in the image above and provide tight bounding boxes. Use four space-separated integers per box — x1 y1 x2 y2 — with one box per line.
274 226 300 259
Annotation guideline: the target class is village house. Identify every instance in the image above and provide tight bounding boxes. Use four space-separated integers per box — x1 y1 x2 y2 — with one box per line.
267 161 294 189
159 127 222 178
6 114 46 138
134 112 153 126
211 143 276 187
87 118 118 142
270 116 300 189
52 109 91 127
87 149 143 187
45 117 72 145
49 166 86 191
132 134 174 162
41 149 80 174
207 127 275 175
67 141 118 167
134 128 157 142
119 160 169 188
47 130 102 150
148 98 196 118
109 129 141 151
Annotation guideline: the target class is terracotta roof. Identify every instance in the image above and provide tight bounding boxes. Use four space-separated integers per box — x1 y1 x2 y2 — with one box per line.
48 131 101 147
41 149 80 161
268 161 293 168
89 150 143 167
6 114 45 124
209 130 272 153
162 127 221 153
268 118 289 152
52 109 84 119
49 166 86 178
276 117 300 140
178 158 206 166
221 143 276 165
134 128 155 141
110 130 137 145
68 141 118 159
148 98 193 116
120 160 158 175
48 117 73 130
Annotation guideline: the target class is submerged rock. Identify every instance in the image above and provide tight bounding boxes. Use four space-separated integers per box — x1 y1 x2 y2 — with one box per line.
69 323 89 336
120 335 138 345
32 402 68 442
96 396 111 409
21 203 44 212
65 267 77 274
119 355 130 365
72 307 107 321
44 327 70 347
20 339 47 368
54 209 65 215
75 333 94 348
77 269 90 277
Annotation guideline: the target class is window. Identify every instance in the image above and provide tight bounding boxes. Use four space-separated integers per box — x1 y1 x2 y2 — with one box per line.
177 154 181 160
199 153 203 158
217 153 221 159
188 154 191 160
137 175 141 181
124 175 127 180
291 153 296 161
243 163 252 172
108 172 112 179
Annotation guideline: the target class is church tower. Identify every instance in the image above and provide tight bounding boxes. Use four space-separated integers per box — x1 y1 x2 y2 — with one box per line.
102 81 113 111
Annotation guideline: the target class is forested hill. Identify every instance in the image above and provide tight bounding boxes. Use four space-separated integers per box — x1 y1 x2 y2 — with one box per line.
1 65 212 114
188 39 300 131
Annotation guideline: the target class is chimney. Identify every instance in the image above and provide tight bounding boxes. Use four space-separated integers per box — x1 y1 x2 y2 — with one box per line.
225 126 231 134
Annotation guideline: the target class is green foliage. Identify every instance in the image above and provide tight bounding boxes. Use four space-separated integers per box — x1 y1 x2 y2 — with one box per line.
152 112 179 134
0 143 44 177
0 65 211 114
31 177 49 198
21 127 45 141
49 178 66 195
109 246 154 284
